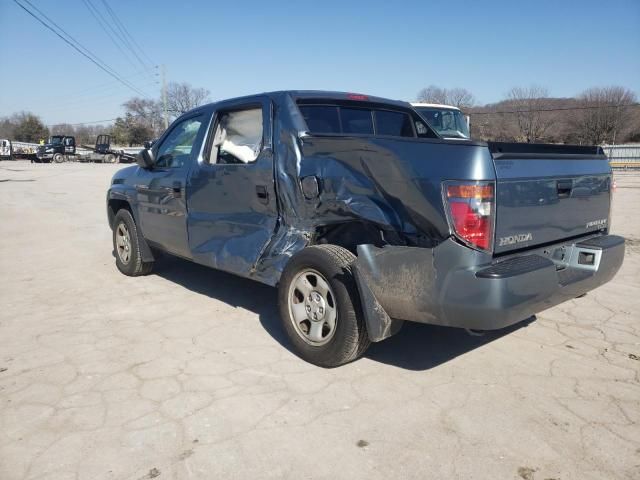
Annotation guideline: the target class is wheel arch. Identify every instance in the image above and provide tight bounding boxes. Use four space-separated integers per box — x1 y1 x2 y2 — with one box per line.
313 221 389 255
107 197 132 230
108 194 155 263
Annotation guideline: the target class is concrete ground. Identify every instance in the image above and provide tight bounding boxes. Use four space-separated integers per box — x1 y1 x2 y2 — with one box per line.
0 161 638 480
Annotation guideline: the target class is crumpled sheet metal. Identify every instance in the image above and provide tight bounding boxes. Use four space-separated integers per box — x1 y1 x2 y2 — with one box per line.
251 92 495 286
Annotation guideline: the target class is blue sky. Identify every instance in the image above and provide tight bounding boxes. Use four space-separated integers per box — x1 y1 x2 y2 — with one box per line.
1 0 639 125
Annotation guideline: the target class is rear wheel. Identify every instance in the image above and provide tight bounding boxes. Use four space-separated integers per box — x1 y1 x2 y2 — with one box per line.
278 245 370 367
104 154 116 163
53 153 64 163
113 209 154 276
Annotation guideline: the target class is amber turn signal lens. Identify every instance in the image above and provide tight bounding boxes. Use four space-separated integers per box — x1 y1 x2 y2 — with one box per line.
446 184 494 199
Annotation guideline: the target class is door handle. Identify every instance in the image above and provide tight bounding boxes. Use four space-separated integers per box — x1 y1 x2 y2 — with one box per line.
255 185 269 204
557 180 573 198
170 181 183 198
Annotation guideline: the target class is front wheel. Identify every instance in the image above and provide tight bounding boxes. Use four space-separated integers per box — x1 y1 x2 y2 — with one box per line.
113 209 154 276
278 245 370 367
53 153 64 163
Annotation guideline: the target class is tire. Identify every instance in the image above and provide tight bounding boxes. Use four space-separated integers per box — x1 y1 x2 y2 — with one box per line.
113 209 154 276
278 244 370 367
104 154 116 164
53 153 64 163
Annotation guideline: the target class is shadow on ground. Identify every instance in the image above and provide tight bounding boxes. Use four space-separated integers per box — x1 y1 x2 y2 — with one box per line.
152 255 534 371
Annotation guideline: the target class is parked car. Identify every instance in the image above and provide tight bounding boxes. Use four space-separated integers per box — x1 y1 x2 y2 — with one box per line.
411 103 470 139
106 90 624 367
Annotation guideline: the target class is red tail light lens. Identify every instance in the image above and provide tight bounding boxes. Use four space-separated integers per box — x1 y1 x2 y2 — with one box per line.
445 182 494 251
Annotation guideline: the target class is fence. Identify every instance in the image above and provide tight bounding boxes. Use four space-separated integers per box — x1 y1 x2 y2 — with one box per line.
602 144 640 169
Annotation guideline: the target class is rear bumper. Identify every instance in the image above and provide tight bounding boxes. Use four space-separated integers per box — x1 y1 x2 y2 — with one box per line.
353 235 624 340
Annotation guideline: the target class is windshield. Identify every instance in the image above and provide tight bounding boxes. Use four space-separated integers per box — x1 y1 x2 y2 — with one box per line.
49 136 64 145
414 107 470 139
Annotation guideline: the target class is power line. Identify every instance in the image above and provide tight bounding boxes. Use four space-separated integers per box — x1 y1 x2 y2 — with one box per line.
20 0 122 80
81 0 143 75
469 103 640 116
49 110 160 126
27 71 156 103
13 0 150 98
100 0 155 71
100 0 155 69
35 81 160 109
48 118 118 126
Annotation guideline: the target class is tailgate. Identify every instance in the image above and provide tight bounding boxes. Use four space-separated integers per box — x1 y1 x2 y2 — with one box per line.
490 143 611 254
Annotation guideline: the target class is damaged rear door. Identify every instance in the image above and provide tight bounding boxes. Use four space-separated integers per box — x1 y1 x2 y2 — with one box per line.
186 96 279 276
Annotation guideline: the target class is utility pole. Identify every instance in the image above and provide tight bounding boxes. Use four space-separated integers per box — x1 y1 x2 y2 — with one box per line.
161 64 168 130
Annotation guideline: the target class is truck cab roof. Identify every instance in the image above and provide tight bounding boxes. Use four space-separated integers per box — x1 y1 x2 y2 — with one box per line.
201 90 412 110
411 103 462 111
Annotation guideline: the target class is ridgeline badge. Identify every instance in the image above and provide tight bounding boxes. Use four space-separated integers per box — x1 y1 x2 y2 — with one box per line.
586 219 607 229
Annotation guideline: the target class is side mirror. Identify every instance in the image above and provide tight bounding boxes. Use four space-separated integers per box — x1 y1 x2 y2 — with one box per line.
137 148 154 169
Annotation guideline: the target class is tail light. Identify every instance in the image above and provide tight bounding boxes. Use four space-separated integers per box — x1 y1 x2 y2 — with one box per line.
444 181 495 252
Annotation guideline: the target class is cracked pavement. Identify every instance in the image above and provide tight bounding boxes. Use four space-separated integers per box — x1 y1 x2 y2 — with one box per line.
0 162 638 480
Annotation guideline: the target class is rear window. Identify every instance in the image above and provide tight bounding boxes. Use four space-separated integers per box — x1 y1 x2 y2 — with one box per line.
298 103 436 138
341 108 374 134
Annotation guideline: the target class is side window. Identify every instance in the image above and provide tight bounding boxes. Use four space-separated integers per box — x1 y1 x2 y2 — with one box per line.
209 107 263 164
375 110 414 137
155 115 204 169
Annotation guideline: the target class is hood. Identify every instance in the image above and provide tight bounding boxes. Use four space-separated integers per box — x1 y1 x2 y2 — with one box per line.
111 165 137 183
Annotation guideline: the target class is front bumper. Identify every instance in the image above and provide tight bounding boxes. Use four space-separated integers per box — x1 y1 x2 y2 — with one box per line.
353 235 625 341
37 152 53 159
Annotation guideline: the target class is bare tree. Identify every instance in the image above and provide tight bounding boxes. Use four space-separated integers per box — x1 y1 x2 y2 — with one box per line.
445 88 476 109
48 123 110 145
50 123 74 136
416 85 448 105
506 85 555 143
10 112 49 143
0 117 14 139
572 86 637 145
416 86 475 108
166 82 211 116
123 97 164 137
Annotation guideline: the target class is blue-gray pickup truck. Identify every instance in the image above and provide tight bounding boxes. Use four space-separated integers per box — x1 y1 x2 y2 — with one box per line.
106 91 624 367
